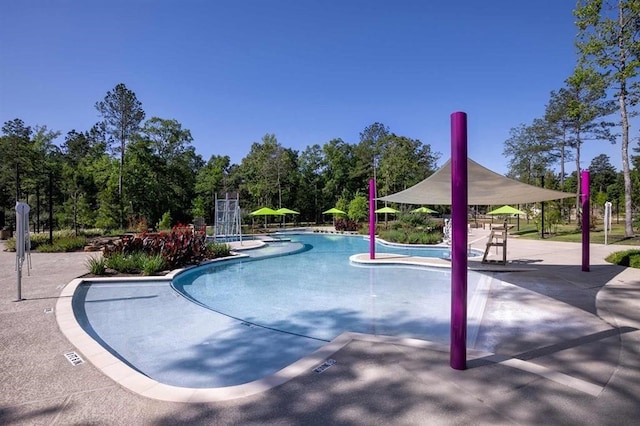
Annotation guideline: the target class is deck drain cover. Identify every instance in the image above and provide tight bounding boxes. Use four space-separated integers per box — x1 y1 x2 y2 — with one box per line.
313 358 336 374
64 352 85 366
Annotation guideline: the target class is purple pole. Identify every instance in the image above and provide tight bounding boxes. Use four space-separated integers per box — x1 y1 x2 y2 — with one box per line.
450 112 468 370
369 178 376 259
581 170 590 272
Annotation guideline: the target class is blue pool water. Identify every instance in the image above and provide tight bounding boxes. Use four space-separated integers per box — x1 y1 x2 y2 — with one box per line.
73 234 488 388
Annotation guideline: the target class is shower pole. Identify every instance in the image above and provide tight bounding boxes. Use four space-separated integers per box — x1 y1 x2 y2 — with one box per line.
369 178 376 259
581 170 590 272
450 111 468 370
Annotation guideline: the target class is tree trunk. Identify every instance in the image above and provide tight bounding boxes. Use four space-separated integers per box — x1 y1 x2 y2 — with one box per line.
119 131 125 229
618 9 634 237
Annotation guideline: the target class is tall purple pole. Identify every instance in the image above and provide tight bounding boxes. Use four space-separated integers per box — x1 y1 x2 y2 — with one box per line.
581 170 590 272
451 112 468 370
369 178 376 259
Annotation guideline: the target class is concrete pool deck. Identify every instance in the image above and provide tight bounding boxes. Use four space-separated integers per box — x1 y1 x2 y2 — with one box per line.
1 230 639 425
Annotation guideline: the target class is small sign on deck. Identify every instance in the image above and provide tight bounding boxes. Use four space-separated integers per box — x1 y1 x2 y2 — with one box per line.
313 358 336 374
64 351 85 366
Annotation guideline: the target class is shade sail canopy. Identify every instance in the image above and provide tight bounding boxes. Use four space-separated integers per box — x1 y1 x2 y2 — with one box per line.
323 208 346 215
411 206 437 214
375 206 399 214
250 207 283 216
379 158 574 205
276 208 299 215
487 205 526 215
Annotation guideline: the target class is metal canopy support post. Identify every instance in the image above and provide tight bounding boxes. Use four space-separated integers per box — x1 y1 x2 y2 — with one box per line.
604 201 612 246
581 171 590 272
369 179 376 259
15 202 31 301
540 175 545 239
450 112 468 370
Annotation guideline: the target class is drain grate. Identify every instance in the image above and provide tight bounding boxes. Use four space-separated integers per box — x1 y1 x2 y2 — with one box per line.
313 358 336 374
64 352 85 366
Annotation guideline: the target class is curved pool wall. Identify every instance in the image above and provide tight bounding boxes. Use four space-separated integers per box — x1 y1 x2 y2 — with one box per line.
172 234 485 345
66 233 491 393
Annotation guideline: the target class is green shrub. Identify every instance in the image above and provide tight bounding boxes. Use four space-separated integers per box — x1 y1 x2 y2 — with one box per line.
80 228 104 238
36 243 57 253
407 231 422 244
104 253 128 272
347 194 368 223
421 232 444 244
86 257 107 275
605 249 640 268
105 228 126 236
92 251 165 275
141 255 166 275
105 252 145 273
4 237 16 251
207 242 230 258
57 236 87 251
157 212 172 231
29 232 59 250
390 221 404 231
379 229 405 242
379 229 443 245
5 231 88 252
36 236 87 252
399 212 433 228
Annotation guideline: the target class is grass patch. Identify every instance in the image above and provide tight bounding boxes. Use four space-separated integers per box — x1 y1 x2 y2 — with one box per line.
514 222 640 246
4 230 90 252
605 249 640 268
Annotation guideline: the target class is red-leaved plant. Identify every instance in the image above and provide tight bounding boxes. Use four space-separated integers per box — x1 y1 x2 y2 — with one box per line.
103 224 208 269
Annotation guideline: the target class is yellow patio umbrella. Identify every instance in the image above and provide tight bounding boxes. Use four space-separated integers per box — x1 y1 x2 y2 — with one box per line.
411 206 437 214
249 207 284 229
322 207 346 226
375 206 399 228
486 205 526 216
276 207 299 227
322 207 346 215
487 205 526 229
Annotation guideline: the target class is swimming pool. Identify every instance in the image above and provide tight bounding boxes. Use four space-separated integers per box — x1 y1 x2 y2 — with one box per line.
71 234 489 389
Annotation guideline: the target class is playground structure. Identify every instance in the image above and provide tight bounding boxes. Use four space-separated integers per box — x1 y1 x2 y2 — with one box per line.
213 193 242 242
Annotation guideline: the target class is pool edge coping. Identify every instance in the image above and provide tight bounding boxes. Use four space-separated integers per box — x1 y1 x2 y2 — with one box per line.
56 251 495 403
58 275 498 402
56 248 603 402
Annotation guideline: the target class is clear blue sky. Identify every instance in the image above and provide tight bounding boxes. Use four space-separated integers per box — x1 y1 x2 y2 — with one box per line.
0 0 623 175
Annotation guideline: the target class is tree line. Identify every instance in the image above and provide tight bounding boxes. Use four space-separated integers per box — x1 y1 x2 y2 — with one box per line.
0 84 441 232
3 1 639 235
503 0 640 237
